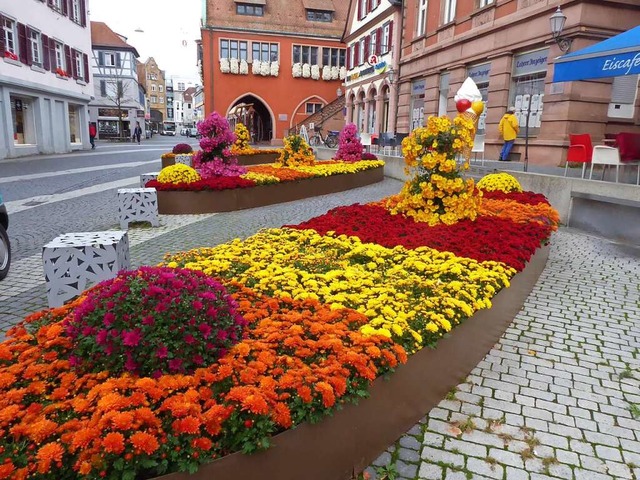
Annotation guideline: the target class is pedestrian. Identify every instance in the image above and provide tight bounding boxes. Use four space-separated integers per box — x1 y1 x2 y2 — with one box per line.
498 106 519 161
133 122 142 145
89 122 96 149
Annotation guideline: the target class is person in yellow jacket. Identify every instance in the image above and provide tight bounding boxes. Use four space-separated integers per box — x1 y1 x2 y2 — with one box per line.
498 107 519 161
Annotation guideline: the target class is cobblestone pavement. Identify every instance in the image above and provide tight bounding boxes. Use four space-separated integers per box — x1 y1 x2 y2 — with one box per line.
365 230 640 480
1 173 639 480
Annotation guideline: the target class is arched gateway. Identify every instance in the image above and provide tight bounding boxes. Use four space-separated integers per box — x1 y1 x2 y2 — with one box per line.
227 94 274 143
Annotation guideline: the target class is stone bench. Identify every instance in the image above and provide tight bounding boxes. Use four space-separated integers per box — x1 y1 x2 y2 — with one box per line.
117 188 159 230
42 231 130 308
140 172 160 188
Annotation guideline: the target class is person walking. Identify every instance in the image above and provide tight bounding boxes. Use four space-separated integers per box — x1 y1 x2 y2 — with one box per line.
133 122 142 145
89 123 96 149
498 107 519 161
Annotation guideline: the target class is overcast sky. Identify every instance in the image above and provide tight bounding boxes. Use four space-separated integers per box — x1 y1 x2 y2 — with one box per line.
88 0 202 80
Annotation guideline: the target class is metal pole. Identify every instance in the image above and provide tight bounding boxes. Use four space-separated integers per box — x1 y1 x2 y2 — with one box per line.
524 107 530 173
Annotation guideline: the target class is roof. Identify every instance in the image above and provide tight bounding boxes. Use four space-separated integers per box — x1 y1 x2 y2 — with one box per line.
205 0 347 39
91 22 139 56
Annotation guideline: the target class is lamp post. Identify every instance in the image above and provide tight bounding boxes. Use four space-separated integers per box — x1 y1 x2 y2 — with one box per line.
550 6 572 53
386 67 398 138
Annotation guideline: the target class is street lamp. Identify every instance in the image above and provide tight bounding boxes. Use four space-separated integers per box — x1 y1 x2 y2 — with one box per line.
549 6 572 53
387 67 396 84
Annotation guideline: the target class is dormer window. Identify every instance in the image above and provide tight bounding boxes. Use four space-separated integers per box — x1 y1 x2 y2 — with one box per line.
235 0 265 16
307 10 332 22
303 0 335 22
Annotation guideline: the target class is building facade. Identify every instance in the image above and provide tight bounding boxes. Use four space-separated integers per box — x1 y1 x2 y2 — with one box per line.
143 57 166 133
343 0 403 139
398 0 640 165
0 0 93 159
89 22 144 139
170 76 199 130
201 0 349 143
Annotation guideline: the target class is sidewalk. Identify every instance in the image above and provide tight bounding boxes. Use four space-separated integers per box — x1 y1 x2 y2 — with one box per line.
1 178 639 479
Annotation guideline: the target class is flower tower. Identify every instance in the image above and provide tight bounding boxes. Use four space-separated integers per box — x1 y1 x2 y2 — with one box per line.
231 122 252 154
387 78 484 226
335 123 364 162
276 134 315 167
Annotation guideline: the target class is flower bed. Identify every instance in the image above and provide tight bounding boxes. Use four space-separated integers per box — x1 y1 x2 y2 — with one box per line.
150 164 384 214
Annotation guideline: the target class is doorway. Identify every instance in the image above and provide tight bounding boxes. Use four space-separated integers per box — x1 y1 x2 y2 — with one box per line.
229 95 273 143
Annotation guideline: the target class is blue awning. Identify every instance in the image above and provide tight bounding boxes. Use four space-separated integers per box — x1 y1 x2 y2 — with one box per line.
552 25 640 82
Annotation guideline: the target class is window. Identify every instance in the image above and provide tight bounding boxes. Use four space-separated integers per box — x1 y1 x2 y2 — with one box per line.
510 49 548 137
74 50 83 80
322 48 345 68
417 0 428 36
54 42 64 70
28 29 42 66
236 4 264 16
306 10 332 22
478 0 494 6
68 105 80 143
443 0 457 24
52 0 64 11
103 52 116 66
71 0 81 22
292 45 319 65
349 44 356 69
369 31 377 56
187 103 191 109
159 97 164 104
220 39 248 60
2 17 16 55
151 96 157 103
358 38 365 64
159 85 164 92
306 102 322 114
382 22 391 53
178 82 185 90
252 42 279 62
358 0 367 18
151 84 157 91
11 96 36 145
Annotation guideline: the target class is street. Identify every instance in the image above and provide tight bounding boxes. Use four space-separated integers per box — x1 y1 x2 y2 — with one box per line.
0 135 200 262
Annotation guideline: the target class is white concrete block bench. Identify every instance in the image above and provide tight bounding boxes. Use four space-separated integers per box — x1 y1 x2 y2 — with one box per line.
175 154 193 166
117 188 159 230
140 172 160 188
42 231 130 308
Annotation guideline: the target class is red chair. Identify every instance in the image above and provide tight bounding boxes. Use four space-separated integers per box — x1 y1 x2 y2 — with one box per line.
565 134 593 178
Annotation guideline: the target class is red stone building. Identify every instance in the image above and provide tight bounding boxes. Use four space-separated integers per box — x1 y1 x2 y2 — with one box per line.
201 0 349 143
398 0 640 165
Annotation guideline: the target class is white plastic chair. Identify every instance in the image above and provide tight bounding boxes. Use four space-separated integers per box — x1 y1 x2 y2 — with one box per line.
589 146 623 182
471 134 486 166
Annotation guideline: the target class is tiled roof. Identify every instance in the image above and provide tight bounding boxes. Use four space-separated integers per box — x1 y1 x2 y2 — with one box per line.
206 0 347 38
90 22 139 55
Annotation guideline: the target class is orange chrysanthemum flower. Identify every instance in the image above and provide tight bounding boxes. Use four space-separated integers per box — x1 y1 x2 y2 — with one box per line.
192 437 212 451
103 432 126 454
111 411 135 431
28 419 58 444
0 461 15 479
172 416 201 435
70 428 99 451
130 432 159 455
36 442 64 474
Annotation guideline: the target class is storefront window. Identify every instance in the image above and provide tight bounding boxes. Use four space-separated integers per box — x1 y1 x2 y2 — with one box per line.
98 120 120 136
69 105 80 143
438 73 449 117
382 87 390 133
368 93 377 134
411 79 426 131
510 49 548 137
11 96 35 145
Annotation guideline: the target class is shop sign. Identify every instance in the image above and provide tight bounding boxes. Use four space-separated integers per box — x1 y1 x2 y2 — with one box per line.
514 49 549 76
98 108 128 118
348 65 375 82
467 63 491 84
411 79 426 97
136 110 145 117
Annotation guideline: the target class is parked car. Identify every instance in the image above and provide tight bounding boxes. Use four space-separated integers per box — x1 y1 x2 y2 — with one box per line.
0 192 10 280
187 127 199 138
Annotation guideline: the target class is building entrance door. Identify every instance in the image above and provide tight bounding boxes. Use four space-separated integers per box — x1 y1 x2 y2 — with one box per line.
229 95 273 143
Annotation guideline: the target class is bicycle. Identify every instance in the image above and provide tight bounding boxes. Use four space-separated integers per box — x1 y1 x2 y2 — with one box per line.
309 126 339 149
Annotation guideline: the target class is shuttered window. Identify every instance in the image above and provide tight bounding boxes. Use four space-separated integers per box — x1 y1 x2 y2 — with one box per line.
608 74 639 119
